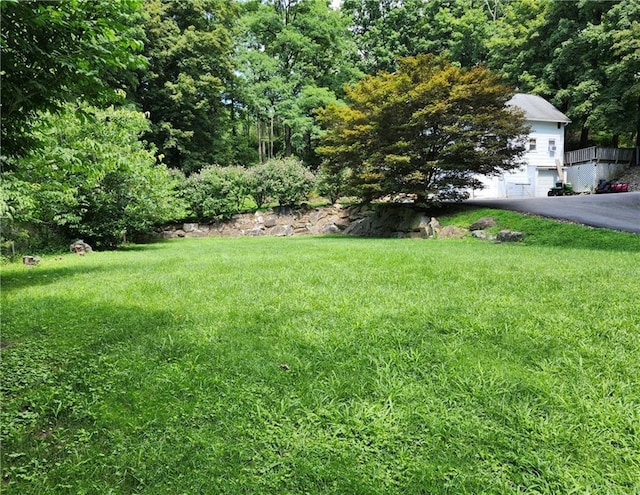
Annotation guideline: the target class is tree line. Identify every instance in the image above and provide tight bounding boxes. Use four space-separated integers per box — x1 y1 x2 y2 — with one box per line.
1 0 638 252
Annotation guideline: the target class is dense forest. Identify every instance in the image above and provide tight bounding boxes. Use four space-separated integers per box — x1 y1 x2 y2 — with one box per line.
1 0 639 250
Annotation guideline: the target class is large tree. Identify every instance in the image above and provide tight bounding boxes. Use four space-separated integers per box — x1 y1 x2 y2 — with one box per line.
318 55 528 204
0 0 146 159
342 0 496 74
238 0 359 165
131 0 239 173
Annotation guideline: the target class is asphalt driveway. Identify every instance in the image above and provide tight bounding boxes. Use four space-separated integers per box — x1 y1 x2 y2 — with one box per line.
466 191 640 234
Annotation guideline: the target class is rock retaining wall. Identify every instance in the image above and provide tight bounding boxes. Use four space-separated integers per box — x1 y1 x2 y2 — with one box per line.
160 204 443 239
159 207 526 243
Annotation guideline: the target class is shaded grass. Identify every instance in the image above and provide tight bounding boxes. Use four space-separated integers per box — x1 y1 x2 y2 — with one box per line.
1 214 639 494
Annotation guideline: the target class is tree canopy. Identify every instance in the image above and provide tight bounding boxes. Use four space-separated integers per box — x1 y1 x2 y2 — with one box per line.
318 55 529 203
0 0 146 158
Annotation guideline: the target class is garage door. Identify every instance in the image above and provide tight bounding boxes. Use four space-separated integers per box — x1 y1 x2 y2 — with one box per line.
535 169 559 197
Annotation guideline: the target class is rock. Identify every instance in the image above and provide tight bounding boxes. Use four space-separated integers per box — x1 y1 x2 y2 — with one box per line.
23 255 41 266
497 230 526 242
421 217 441 238
409 214 433 232
320 223 340 234
70 240 92 255
344 217 373 236
264 215 278 228
183 223 198 232
469 216 497 231
268 225 294 236
471 230 487 239
309 209 328 223
437 225 467 239
244 227 264 236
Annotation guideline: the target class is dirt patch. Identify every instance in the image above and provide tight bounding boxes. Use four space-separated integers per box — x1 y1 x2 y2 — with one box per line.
616 165 640 191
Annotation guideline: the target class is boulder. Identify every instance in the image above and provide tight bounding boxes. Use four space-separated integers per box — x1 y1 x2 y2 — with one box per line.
421 217 441 238
264 215 278 228
320 223 341 234
497 230 526 242
70 240 93 255
268 225 294 236
437 225 467 239
469 216 497 231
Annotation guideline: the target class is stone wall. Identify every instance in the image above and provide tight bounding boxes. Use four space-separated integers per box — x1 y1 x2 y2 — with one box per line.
159 204 443 239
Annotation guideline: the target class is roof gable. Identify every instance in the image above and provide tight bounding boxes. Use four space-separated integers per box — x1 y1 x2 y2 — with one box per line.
508 93 571 124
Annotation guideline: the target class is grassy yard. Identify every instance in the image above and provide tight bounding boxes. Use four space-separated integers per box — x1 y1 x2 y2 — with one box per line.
1 209 639 494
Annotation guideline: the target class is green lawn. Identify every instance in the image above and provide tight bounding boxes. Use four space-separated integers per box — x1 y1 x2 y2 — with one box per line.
2 210 639 494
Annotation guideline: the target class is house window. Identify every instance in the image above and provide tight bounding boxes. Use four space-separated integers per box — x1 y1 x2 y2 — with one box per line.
548 139 557 152
529 138 537 151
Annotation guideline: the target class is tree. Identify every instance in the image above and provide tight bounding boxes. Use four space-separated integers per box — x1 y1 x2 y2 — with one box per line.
342 0 494 74
0 0 146 158
237 0 359 163
318 55 528 204
132 0 239 173
1 104 184 250
486 0 639 148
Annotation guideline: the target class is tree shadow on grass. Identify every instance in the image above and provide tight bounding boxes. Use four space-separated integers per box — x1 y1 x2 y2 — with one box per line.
0 293 187 492
1 263 128 292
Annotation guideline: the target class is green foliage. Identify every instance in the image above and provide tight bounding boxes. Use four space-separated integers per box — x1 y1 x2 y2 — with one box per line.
318 55 529 204
315 167 353 204
236 0 360 162
343 0 494 74
0 0 147 158
132 0 239 172
1 104 184 250
179 165 251 221
248 158 316 208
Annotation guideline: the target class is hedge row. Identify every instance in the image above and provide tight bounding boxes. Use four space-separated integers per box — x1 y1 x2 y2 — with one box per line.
177 158 317 221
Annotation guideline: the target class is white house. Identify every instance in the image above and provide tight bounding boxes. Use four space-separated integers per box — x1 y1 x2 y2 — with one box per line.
470 93 571 198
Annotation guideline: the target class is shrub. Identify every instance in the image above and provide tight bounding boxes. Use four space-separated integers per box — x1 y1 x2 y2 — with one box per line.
248 158 315 208
0 103 185 250
315 166 353 204
180 165 251 221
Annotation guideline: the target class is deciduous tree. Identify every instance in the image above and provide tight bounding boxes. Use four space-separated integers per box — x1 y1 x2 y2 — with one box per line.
318 55 528 204
0 0 146 158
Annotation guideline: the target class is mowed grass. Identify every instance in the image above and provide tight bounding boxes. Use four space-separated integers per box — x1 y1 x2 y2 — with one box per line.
2 210 639 494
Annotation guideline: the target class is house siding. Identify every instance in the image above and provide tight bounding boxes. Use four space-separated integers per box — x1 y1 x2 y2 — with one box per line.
470 118 568 199
525 121 566 171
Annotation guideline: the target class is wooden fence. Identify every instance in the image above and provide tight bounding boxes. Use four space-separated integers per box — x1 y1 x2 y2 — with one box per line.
564 147 636 166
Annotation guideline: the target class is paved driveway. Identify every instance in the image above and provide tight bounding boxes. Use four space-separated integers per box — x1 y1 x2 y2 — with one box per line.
466 192 640 234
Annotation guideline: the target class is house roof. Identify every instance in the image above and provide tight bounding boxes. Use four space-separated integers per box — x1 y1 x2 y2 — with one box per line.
508 93 571 124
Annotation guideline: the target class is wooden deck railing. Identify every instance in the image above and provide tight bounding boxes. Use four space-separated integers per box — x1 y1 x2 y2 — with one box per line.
565 147 635 166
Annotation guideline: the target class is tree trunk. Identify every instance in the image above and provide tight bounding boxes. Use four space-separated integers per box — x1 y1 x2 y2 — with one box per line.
284 125 292 157
270 114 275 159
635 96 640 149
257 119 261 163
579 125 589 148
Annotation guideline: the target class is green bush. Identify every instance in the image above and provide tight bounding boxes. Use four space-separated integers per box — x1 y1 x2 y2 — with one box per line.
180 165 251 221
248 158 315 208
315 166 353 204
0 103 185 250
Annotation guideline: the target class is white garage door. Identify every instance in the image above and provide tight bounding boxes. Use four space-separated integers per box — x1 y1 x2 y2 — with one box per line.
536 169 559 197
